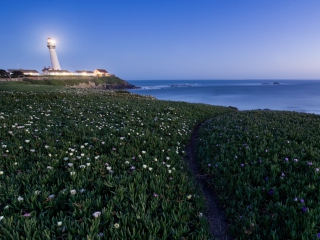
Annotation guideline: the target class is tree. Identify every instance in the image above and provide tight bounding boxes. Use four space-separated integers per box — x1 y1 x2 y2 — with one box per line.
10 71 25 78
0 69 10 78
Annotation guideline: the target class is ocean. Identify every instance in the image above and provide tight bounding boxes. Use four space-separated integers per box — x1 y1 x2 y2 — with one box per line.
127 80 320 115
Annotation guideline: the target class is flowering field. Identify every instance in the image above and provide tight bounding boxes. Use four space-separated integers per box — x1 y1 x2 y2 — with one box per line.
0 88 235 239
197 110 320 239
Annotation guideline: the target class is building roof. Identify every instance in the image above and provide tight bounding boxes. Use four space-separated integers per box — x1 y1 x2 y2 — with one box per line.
46 70 70 73
95 69 108 73
8 69 39 73
75 70 94 73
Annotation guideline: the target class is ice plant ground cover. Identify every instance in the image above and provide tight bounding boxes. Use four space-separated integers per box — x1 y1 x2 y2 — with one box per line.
197 110 320 239
0 88 235 239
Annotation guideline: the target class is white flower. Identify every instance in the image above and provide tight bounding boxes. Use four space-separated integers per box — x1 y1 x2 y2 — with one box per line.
142 151 146 154
166 165 170 168
80 145 84 148
63 157 69 161
19 146 23 149
48 194 55 199
68 163 73 167
0 216 4 221
0 171 3 175
34 190 40 195
4 205 9 209
148 167 153 171
114 223 120 228
166 157 170 160
17 196 24 201
30 149 35 152
86 163 90 166
45 145 49 149
69 152 73 156
143 165 147 168
81 153 85 157
154 158 158 161
57 221 62 226
79 165 86 169
14 162 17 165
125 161 129 164
25 140 30 143
70 189 77 195
47 166 53 169
70 171 76 176
168 170 172 173
106 166 112 171
187 195 192 200
92 211 101 218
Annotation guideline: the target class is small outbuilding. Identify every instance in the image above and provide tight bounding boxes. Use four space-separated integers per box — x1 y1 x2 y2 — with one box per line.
94 69 110 77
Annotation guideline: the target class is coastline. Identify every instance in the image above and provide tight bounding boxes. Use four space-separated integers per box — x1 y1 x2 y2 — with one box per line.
128 79 320 115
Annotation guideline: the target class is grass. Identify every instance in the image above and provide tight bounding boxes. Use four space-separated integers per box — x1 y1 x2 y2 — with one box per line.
2 83 319 239
0 87 235 239
196 110 320 239
22 76 128 86
0 81 62 92
0 76 129 92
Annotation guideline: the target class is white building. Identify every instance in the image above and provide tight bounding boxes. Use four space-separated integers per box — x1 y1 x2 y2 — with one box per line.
94 69 111 76
42 68 72 75
74 70 95 76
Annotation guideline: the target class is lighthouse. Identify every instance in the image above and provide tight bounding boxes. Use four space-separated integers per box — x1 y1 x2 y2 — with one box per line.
47 37 61 70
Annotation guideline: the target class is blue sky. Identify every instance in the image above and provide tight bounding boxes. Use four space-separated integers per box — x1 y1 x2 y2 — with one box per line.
1 0 320 80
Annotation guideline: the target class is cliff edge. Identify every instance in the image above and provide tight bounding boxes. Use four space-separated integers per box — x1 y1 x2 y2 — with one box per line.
19 76 139 89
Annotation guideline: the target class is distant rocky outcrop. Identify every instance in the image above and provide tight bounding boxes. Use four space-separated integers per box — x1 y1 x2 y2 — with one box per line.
261 82 281 85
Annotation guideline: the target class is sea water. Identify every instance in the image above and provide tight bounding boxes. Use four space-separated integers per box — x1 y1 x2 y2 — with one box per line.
127 80 320 115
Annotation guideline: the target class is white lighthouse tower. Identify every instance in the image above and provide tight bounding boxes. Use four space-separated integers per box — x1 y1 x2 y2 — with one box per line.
47 37 61 70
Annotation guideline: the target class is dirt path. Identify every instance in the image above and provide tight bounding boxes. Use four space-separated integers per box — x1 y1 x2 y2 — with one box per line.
185 123 232 240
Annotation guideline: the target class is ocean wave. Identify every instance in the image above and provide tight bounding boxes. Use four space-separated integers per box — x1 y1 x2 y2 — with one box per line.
139 83 200 89
170 84 199 87
139 85 171 90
